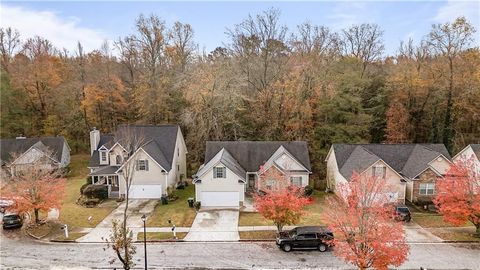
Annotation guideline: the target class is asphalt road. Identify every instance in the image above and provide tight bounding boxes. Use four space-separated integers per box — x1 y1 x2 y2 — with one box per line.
1 234 479 270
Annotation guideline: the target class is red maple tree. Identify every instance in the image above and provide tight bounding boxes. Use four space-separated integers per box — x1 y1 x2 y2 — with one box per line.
433 158 480 236
4 162 66 224
254 186 312 232
322 172 409 270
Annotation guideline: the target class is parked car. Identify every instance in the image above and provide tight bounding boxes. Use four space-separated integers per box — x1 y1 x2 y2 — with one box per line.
394 205 411 222
0 198 14 214
2 213 23 229
276 226 334 252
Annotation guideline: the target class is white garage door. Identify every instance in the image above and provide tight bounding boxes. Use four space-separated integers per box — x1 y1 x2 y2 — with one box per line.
201 191 239 207
129 185 162 199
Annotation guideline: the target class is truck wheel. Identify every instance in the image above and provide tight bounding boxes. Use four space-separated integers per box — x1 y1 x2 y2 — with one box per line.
282 244 292 252
318 243 327 252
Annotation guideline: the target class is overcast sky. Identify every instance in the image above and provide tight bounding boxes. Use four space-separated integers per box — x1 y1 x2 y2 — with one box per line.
1 1 479 56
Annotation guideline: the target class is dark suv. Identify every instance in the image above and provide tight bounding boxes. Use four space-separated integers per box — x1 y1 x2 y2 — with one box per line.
394 205 411 222
2 214 23 229
276 226 334 252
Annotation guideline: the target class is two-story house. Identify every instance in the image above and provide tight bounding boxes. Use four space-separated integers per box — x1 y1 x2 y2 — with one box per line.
88 125 187 199
453 144 480 173
325 144 452 204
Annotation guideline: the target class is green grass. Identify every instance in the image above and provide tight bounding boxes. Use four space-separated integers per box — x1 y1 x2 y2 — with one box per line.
412 213 472 228
53 232 87 241
239 191 329 226
428 229 480 242
146 184 196 227
59 154 118 228
137 232 187 241
239 231 277 240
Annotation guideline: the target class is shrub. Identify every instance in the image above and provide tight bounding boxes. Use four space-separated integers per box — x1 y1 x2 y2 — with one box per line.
82 184 108 200
80 183 90 194
193 201 201 211
304 185 314 197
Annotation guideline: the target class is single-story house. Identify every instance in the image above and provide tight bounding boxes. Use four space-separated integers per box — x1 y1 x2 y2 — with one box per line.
453 144 480 173
193 141 311 207
0 136 71 179
325 144 452 204
88 124 187 199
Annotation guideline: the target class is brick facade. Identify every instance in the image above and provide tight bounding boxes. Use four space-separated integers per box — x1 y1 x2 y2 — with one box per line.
257 166 289 192
412 169 438 203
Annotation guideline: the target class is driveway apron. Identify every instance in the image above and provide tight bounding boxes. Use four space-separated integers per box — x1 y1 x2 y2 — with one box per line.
77 199 157 243
184 209 239 241
404 221 443 243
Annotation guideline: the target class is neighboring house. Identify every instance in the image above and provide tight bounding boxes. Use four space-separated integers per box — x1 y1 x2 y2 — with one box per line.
0 136 71 178
88 125 187 199
193 141 311 207
326 144 452 204
453 144 480 173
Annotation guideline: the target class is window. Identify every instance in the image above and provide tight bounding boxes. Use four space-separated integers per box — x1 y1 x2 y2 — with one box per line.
100 151 107 162
213 167 226 178
137 160 149 171
419 183 435 195
296 233 316 240
116 155 122 165
266 179 277 190
290 176 302 186
372 165 386 178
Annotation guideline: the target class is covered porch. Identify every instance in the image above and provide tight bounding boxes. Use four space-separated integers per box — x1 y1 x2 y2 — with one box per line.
90 166 121 198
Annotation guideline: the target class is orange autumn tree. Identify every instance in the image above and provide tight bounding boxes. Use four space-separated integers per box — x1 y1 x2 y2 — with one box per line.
433 158 480 236
254 165 312 232
4 156 66 224
322 172 409 270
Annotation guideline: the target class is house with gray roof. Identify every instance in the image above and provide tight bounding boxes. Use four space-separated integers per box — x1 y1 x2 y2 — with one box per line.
325 144 452 204
0 136 70 179
453 144 480 173
193 141 311 207
88 125 187 199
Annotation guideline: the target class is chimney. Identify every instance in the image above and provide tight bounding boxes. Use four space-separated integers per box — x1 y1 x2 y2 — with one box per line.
89 127 100 156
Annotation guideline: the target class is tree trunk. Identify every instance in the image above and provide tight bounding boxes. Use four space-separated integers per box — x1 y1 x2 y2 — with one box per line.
475 223 480 237
276 223 283 232
442 57 454 152
34 208 39 224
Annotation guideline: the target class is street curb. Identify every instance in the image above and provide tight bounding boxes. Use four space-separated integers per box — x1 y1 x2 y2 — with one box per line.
239 239 275 242
50 239 76 243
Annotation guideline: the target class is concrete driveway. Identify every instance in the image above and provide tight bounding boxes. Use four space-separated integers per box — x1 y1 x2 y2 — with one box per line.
184 210 239 241
77 199 157 243
404 221 443 243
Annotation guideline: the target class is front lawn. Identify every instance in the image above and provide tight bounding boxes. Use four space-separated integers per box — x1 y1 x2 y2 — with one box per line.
59 154 118 228
146 184 196 227
239 231 277 240
137 232 187 241
239 191 329 226
412 213 473 228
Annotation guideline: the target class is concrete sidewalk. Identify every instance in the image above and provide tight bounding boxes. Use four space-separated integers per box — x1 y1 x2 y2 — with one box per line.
77 199 157 243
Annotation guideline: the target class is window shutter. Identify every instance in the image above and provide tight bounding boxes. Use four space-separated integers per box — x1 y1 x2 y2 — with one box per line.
145 160 149 171
223 167 226 178
213 167 217 178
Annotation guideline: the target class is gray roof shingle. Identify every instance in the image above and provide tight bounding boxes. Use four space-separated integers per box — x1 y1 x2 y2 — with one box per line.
204 141 311 172
332 144 451 180
470 144 480 160
88 125 179 172
0 137 67 165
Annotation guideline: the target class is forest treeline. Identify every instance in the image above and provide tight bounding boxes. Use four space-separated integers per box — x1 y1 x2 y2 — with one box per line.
1 9 479 181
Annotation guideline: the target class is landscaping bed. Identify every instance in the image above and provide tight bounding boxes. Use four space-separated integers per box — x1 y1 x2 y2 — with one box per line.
51 232 87 242
146 184 196 227
137 232 187 241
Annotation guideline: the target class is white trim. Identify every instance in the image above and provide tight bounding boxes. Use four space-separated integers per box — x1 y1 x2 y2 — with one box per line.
359 159 404 180
452 145 471 160
115 147 167 173
262 146 311 174
98 145 108 151
324 145 334 162
10 145 59 166
412 154 453 179
108 142 127 153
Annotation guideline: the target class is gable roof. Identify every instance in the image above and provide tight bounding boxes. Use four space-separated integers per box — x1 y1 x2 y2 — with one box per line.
0 137 67 165
332 144 451 180
88 125 179 171
196 148 247 180
204 141 311 172
470 144 480 160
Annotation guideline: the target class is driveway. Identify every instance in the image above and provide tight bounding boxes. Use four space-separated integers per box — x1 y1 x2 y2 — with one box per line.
77 199 157 243
404 221 443 243
184 209 239 241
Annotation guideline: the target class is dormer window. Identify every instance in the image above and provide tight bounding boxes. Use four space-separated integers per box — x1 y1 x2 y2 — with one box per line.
100 151 107 162
213 167 226 178
372 165 386 178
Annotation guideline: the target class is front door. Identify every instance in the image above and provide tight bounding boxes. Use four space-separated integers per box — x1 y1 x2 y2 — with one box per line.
248 174 255 189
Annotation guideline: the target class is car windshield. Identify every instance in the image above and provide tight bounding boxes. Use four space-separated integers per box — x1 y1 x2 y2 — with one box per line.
3 215 19 221
397 207 410 213
289 230 297 238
